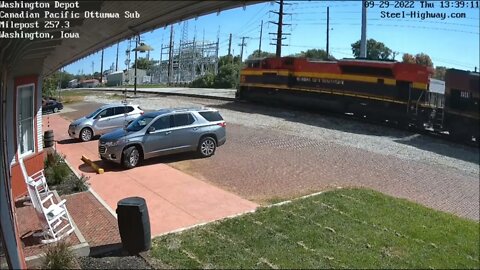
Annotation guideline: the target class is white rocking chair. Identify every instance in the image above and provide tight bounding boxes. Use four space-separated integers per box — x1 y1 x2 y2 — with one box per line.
18 158 50 197
19 159 75 244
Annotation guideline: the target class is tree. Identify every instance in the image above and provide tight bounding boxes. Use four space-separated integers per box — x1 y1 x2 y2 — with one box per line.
415 53 433 67
218 55 241 69
351 39 392 60
191 54 243 89
434 66 447 80
247 50 275 60
131 57 157 70
214 64 240 88
402 53 416 64
43 74 59 98
42 71 75 97
297 49 333 60
402 52 434 67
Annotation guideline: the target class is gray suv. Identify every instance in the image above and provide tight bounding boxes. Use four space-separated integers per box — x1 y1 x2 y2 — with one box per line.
69 104 143 141
98 107 226 168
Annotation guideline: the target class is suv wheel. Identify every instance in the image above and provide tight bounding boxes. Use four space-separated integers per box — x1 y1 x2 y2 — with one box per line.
122 146 140 169
53 107 59 113
198 136 216 157
80 128 93 142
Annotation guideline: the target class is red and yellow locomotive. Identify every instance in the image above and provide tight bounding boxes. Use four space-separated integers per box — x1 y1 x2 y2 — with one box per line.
237 57 479 142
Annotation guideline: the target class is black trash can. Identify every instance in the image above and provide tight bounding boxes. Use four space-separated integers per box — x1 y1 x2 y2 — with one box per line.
116 197 151 254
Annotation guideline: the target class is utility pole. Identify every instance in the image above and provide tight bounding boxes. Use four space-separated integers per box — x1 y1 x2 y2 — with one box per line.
168 24 174 85
269 0 291 57
228 33 232 56
100 49 104 83
258 20 263 57
239 36 248 62
215 27 220 75
360 0 367 58
276 0 283 57
134 35 139 96
326 7 330 60
115 42 119 71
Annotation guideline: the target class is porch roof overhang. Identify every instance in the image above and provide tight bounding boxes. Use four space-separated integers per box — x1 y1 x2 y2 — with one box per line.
0 0 264 76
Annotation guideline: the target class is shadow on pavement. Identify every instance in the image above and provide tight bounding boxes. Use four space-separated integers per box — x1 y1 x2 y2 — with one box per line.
57 138 81 145
77 152 203 173
141 152 202 166
89 243 123 257
78 161 125 173
393 134 479 165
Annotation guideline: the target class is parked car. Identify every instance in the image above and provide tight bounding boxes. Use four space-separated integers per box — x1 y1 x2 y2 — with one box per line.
98 107 226 168
69 104 144 142
42 98 63 113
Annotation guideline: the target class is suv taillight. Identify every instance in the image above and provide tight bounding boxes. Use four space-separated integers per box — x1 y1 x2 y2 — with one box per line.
217 122 226 128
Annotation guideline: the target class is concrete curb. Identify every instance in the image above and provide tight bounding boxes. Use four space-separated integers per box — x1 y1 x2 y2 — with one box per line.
151 188 342 239
152 208 258 239
60 150 117 219
88 187 117 218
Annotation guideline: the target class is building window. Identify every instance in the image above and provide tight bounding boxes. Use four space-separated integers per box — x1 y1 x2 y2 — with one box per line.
17 84 34 157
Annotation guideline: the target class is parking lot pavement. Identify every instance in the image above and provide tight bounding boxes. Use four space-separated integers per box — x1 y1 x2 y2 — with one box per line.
60 96 479 221
168 123 479 220
44 114 257 236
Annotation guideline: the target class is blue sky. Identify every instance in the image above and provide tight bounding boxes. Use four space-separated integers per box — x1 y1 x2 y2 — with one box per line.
64 0 480 74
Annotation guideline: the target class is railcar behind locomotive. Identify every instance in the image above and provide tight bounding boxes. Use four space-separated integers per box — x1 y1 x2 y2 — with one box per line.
237 57 479 142
443 69 479 141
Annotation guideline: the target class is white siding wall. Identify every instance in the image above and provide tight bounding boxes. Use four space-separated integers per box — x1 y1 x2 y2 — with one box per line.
37 106 42 151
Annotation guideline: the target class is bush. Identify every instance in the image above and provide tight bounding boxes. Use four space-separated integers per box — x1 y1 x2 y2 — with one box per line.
42 241 77 269
213 64 240 89
190 73 216 88
190 63 241 89
44 153 70 186
71 174 90 192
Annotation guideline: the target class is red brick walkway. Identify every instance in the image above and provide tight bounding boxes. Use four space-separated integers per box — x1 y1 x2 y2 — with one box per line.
63 191 120 250
16 200 80 258
17 191 120 259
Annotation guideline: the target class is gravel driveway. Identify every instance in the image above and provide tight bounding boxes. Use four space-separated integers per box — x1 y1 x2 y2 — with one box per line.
77 93 479 220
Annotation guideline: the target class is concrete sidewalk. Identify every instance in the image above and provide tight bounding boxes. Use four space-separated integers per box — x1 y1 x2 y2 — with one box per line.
73 87 236 101
43 114 257 237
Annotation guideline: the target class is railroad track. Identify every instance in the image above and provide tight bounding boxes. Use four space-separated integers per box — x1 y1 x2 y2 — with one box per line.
239 99 479 149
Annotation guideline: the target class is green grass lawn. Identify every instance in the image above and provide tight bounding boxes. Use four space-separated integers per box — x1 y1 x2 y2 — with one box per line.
148 188 479 269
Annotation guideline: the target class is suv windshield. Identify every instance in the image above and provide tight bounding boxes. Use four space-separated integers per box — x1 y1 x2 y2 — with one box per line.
87 108 103 118
126 115 154 132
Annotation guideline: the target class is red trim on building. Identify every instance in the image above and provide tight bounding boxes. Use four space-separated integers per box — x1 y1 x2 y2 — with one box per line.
12 75 42 199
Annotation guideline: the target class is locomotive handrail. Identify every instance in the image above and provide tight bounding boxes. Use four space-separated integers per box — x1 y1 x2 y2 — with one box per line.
415 91 424 115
